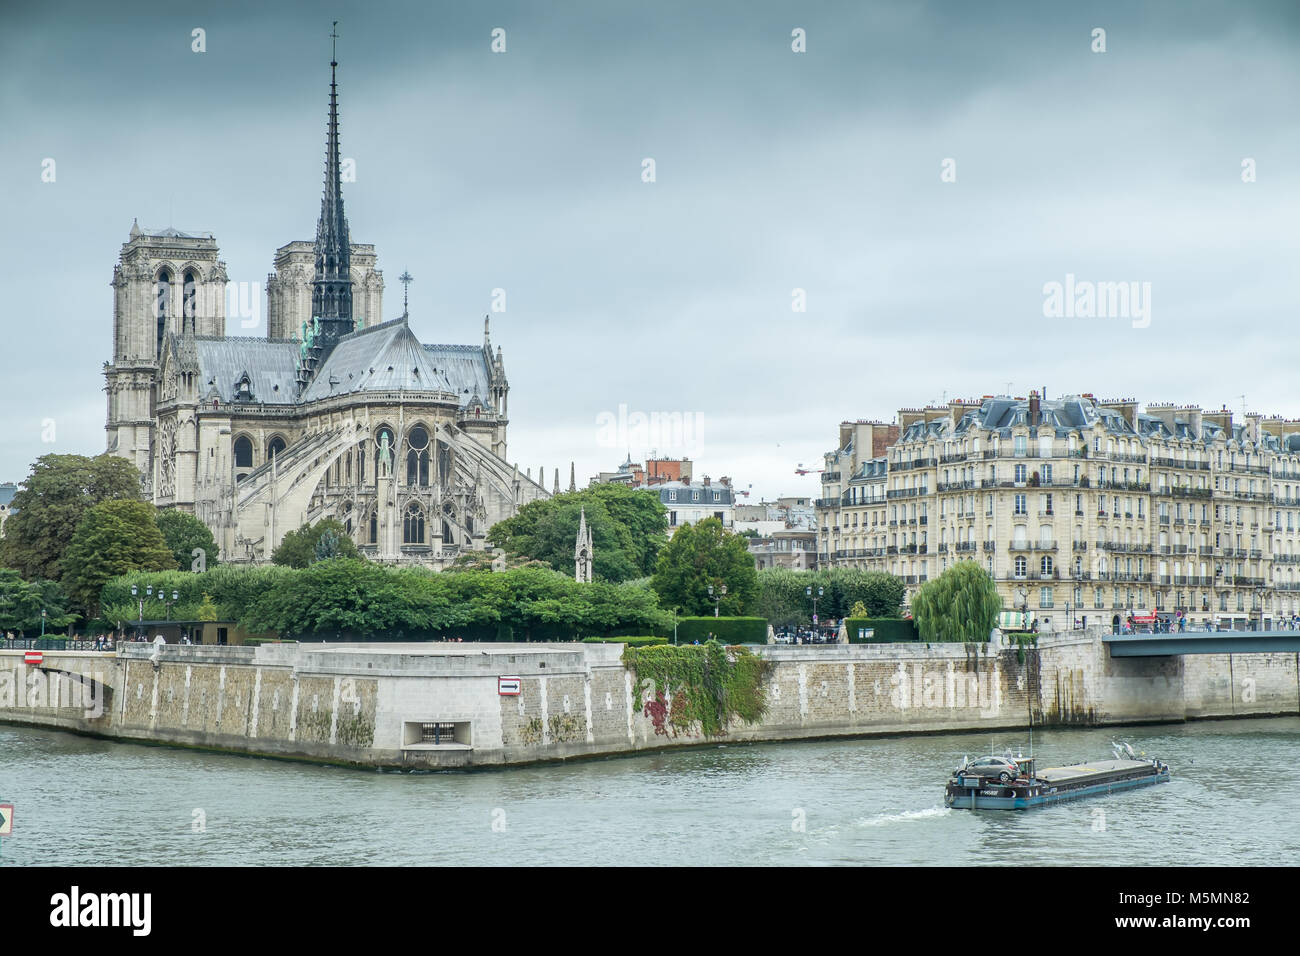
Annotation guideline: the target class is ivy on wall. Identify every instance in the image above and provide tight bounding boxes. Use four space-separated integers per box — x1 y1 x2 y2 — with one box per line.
623 640 771 738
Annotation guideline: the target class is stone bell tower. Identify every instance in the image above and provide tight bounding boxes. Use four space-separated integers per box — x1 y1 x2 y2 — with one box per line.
105 222 227 485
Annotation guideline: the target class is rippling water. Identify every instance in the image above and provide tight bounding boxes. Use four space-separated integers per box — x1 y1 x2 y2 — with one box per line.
1 718 1297 865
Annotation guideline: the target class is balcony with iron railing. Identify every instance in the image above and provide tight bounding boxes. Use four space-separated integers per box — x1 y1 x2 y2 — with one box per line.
1154 484 1213 499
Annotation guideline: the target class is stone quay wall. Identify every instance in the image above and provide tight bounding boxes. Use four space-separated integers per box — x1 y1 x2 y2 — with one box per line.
1 630 1297 769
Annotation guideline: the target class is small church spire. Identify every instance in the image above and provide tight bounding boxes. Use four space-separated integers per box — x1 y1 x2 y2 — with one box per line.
574 507 593 583
568 461 576 493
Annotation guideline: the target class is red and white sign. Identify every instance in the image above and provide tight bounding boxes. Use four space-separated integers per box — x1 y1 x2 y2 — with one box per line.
23 651 42 665
498 676 522 696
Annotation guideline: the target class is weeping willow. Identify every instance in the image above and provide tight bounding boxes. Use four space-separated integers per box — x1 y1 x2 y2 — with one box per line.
912 560 1002 642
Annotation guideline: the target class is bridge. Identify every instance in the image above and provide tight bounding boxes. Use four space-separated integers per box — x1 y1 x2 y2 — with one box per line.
1104 631 1300 657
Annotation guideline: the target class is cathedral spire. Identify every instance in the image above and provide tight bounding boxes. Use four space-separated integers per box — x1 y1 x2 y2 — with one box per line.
309 20 354 367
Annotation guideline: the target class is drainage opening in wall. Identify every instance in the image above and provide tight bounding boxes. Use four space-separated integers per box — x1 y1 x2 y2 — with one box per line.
402 720 472 749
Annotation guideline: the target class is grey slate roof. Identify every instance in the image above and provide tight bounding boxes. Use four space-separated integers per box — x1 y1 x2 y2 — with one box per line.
300 317 492 404
196 338 300 404
192 317 492 407
423 343 492 404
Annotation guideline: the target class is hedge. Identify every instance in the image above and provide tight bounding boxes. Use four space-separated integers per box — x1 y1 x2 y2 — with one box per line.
845 617 918 643
582 635 668 647
674 616 767 645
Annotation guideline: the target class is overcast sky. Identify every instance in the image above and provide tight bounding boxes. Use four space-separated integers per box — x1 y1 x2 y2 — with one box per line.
3 0 1298 501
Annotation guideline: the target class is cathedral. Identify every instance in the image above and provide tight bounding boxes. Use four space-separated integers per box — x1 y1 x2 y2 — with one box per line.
103 45 549 566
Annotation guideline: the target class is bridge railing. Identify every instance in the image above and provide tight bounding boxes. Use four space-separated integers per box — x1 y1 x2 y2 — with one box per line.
0 638 111 652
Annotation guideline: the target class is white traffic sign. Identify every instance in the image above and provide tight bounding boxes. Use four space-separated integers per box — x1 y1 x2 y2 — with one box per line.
498 676 522 696
0 804 12 836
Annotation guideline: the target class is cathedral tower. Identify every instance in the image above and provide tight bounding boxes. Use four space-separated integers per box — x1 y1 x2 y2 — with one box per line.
105 222 227 482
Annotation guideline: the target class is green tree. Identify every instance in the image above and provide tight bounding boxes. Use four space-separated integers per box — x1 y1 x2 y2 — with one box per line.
62 500 176 616
487 485 668 582
0 454 142 582
910 560 1002 643
0 571 77 636
650 518 758 616
155 509 220 571
271 519 361 568
754 567 905 625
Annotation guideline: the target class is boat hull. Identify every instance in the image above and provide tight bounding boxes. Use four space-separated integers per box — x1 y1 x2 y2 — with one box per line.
945 759 1171 810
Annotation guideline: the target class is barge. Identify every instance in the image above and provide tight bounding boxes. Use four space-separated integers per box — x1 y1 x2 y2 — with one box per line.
944 752 1171 810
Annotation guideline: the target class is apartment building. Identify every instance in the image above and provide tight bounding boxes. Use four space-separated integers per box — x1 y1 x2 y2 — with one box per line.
816 392 1300 630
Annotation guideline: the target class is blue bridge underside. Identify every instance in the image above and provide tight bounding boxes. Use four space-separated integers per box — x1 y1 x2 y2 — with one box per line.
1104 631 1300 656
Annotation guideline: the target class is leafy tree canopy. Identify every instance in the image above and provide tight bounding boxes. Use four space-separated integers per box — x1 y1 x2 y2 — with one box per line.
62 500 176 616
0 570 77 636
155 509 220 571
487 484 667 582
650 518 758 616
0 454 142 582
271 518 361 568
910 560 1002 642
754 566 905 626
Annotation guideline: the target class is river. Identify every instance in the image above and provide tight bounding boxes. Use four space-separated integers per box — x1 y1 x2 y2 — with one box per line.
1 717 1296 866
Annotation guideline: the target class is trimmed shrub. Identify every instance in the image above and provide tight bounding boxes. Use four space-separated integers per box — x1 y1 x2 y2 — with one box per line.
582 635 668 647
675 616 766 645
846 617 918 643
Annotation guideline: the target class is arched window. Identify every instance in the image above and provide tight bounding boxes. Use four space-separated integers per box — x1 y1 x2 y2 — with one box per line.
403 503 425 544
1014 555 1027 578
267 436 286 461
341 501 353 535
156 269 172 356
233 435 253 469
1041 555 1053 576
406 425 430 486
368 510 378 544
183 269 198 333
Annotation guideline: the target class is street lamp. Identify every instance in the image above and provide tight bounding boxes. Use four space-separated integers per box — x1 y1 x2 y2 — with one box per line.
130 584 154 622
806 585 824 628
162 589 180 621
707 583 727 619
41 607 47 637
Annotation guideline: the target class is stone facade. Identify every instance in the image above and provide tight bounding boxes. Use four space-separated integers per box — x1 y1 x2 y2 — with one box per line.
4 632 1296 769
817 392 1300 630
102 55 547 567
